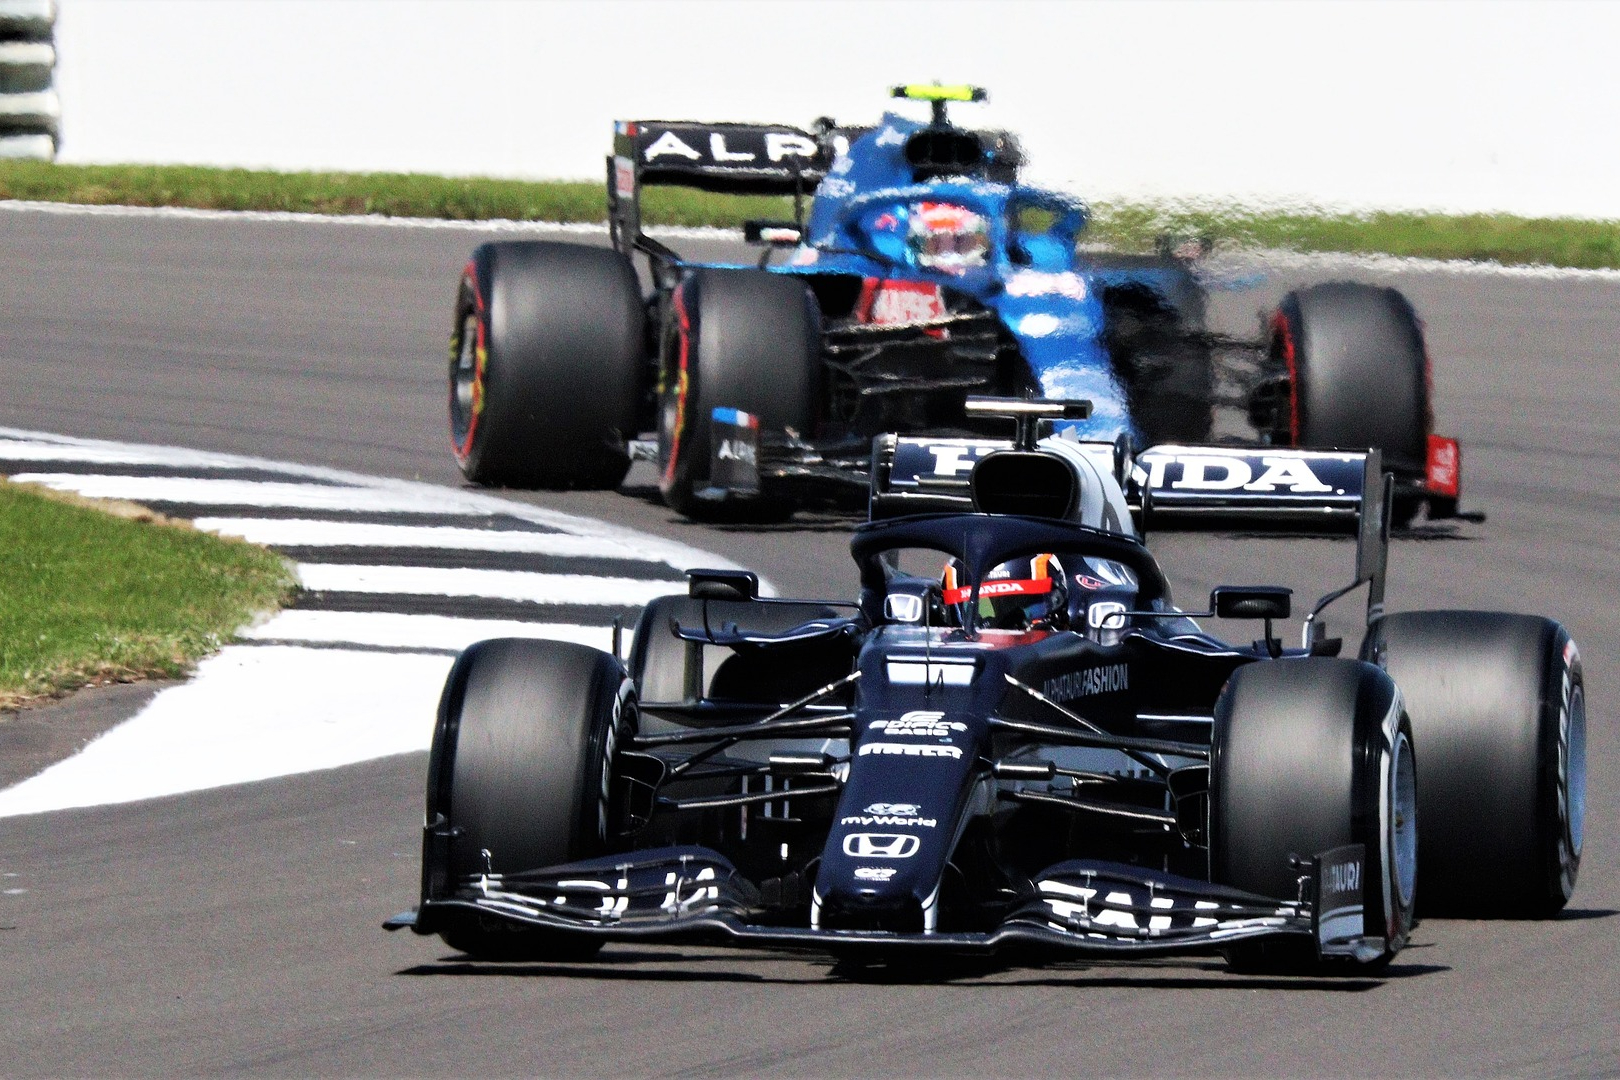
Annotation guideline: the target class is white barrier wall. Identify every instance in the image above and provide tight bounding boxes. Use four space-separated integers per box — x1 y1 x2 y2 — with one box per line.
48 0 1620 220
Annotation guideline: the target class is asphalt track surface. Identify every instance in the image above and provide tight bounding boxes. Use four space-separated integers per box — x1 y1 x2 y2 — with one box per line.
0 207 1616 1077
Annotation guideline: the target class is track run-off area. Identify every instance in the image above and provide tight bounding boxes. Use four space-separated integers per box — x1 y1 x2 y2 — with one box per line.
0 204 1616 1077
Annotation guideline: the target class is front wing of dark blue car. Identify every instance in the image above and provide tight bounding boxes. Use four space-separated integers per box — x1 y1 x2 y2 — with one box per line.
387 842 1380 963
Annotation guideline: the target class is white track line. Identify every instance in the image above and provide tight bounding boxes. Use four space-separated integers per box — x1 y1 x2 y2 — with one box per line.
0 439 257 469
193 517 663 559
10 473 492 515
240 610 629 653
0 646 455 817
295 563 682 607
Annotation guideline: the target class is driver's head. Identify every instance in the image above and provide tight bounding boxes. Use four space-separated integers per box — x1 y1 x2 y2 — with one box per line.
941 554 1068 630
908 201 990 274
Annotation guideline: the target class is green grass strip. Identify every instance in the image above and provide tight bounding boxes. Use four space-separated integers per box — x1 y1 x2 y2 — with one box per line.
4 160 1620 269
0 479 296 710
1086 201 1620 272
0 160 793 227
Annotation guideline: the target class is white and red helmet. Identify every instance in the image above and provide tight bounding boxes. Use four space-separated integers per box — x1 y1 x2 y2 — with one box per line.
942 554 1067 630
907 201 990 274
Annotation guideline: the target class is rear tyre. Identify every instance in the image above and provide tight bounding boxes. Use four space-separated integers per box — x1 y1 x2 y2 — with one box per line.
1101 286 1218 446
450 241 644 489
1267 283 1430 518
1361 611 1584 917
1211 657 1417 972
657 269 819 521
422 639 636 960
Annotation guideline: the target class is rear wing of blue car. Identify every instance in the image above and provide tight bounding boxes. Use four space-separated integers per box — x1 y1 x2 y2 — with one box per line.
607 120 849 258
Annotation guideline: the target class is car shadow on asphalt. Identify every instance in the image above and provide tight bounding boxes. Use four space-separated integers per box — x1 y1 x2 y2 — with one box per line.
398 948 815 985
397 950 1451 990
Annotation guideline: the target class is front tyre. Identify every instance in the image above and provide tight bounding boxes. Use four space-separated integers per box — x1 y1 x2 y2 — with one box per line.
422 639 636 960
1211 657 1417 971
1362 611 1585 916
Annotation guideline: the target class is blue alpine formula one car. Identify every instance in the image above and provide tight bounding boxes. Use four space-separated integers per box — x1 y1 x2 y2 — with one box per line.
390 400 1581 971
447 85 1461 522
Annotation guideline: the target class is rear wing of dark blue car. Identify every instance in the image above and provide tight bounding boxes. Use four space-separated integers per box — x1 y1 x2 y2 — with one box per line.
869 431 1393 630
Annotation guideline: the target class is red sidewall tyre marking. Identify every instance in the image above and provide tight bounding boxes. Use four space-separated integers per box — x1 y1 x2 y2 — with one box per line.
660 284 694 491
451 262 487 463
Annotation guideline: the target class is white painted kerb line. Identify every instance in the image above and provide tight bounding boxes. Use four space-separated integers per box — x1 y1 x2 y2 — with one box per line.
296 563 682 607
193 517 660 560
241 610 629 654
9 474 490 515
0 647 455 818
0 440 257 469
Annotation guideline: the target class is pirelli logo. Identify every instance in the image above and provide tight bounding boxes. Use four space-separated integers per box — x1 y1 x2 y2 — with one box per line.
1043 664 1129 702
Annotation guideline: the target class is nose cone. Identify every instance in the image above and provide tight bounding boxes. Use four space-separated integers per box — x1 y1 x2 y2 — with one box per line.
815 708 980 932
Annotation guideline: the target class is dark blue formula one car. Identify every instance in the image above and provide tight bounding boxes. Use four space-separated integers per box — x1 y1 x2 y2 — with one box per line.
391 401 1582 972
447 86 1463 523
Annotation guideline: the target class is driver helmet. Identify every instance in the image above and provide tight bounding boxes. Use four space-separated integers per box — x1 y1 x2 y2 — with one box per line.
941 554 1068 630
908 201 990 274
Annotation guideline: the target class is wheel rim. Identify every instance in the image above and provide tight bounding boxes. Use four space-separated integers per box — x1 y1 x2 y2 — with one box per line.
450 310 479 448
1566 683 1587 858
1390 730 1419 911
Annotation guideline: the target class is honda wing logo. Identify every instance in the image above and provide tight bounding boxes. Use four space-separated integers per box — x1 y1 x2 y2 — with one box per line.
842 833 921 859
1134 452 1341 493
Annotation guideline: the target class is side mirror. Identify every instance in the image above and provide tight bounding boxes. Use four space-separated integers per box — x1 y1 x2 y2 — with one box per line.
1211 585 1292 621
743 220 803 247
688 568 759 601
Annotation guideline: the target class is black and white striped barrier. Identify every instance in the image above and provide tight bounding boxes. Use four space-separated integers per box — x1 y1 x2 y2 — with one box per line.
0 428 754 816
0 0 59 160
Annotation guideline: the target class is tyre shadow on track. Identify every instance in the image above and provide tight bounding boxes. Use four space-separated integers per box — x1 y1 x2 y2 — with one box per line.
398 949 805 984
397 951 1451 991
827 953 1450 992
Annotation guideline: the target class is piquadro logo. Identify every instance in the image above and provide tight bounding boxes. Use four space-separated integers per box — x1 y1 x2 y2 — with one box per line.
842 833 921 859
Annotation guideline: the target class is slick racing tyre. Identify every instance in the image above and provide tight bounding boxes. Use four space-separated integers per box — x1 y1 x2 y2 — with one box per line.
1361 611 1585 917
657 268 819 521
1210 657 1417 972
1266 283 1430 517
422 639 636 960
1103 292 1214 445
450 240 644 489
